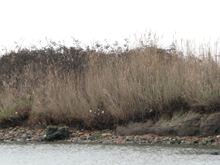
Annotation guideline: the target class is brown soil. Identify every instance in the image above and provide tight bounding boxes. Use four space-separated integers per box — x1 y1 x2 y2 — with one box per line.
116 111 220 137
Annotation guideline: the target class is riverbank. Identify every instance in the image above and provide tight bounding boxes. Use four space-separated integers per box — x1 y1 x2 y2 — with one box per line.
1 126 220 147
1 39 220 148
1 40 220 131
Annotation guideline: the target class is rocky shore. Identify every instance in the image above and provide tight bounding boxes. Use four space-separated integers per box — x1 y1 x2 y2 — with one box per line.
1 126 220 147
1 111 220 147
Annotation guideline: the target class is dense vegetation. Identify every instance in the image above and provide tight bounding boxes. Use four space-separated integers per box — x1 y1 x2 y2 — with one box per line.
0 37 220 129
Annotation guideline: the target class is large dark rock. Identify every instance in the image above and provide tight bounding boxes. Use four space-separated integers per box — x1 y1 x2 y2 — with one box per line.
116 111 220 137
44 126 70 141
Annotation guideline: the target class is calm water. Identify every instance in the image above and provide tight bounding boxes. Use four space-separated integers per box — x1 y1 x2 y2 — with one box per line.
0 142 220 165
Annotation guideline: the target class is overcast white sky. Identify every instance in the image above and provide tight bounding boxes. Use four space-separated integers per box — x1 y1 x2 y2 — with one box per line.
0 0 220 55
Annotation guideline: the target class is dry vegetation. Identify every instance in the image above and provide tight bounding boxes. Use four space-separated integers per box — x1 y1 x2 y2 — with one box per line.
0 36 220 129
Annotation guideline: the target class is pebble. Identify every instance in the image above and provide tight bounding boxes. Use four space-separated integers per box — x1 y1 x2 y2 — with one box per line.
0 126 220 147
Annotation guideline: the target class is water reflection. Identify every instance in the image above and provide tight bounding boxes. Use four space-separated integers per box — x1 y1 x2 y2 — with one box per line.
0 142 220 165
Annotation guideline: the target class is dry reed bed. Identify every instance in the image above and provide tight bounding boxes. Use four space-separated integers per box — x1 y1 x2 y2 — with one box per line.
0 39 220 129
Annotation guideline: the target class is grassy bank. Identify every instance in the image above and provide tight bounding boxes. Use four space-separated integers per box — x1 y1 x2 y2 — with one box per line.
0 36 220 130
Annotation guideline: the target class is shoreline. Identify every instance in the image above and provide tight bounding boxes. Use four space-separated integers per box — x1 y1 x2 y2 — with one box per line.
1 126 220 147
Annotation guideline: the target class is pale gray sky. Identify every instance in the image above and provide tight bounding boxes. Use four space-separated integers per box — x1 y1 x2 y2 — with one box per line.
0 0 220 55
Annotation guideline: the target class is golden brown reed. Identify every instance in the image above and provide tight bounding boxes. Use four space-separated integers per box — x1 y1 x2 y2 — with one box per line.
0 36 220 129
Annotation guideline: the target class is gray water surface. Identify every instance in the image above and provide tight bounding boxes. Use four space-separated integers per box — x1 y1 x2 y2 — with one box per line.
0 142 220 165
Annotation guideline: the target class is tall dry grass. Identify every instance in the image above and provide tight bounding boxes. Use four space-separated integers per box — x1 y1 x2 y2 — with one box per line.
0 37 220 129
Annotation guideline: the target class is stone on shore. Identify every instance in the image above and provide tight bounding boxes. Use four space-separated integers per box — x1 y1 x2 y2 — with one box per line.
210 152 219 155
43 126 70 141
